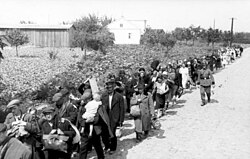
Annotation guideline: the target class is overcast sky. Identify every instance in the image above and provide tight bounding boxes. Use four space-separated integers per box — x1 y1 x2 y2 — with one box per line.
0 0 249 32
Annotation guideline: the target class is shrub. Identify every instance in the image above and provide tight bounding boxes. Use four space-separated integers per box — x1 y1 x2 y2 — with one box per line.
48 50 58 60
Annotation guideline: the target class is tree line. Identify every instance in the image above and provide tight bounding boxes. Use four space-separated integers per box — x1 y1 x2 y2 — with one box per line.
0 14 250 57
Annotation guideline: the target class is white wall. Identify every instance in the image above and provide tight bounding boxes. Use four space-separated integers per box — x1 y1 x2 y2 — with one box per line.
110 29 141 44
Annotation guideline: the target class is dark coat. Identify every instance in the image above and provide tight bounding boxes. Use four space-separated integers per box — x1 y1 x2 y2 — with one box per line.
130 93 153 132
101 91 125 130
174 67 182 87
54 101 77 125
78 105 113 138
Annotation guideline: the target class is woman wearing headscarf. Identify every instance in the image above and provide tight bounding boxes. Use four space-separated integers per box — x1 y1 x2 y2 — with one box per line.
130 84 154 142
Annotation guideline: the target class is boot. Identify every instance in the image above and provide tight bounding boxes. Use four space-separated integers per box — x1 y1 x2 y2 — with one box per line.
144 131 149 138
136 132 142 143
162 102 169 115
207 94 211 103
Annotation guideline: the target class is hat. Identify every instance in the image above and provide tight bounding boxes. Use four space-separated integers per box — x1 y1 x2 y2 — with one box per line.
6 99 21 109
42 106 55 114
138 67 145 72
52 93 63 102
0 123 7 133
78 83 85 95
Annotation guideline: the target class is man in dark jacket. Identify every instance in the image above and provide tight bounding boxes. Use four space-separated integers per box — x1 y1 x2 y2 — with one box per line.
52 89 77 124
38 106 76 159
101 80 124 155
78 93 113 159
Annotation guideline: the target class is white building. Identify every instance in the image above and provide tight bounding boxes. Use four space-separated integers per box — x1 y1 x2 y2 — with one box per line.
107 17 146 45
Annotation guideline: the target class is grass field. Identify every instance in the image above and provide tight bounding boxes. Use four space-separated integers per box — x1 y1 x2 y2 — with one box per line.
0 42 246 106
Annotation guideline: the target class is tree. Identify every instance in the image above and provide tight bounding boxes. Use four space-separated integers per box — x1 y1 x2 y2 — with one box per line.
183 28 192 44
0 35 10 50
207 28 222 47
6 29 29 56
222 31 231 46
234 32 250 44
189 25 201 45
140 28 162 46
172 27 186 42
160 33 176 56
140 28 176 56
71 14 114 57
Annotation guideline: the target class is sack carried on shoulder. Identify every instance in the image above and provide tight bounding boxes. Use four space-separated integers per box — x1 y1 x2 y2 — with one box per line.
42 134 69 153
130 105 140 117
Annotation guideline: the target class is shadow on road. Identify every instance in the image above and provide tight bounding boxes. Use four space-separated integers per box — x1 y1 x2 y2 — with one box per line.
168 104 185 110
210 99 219 103
177 99 186 104
165 110 177 116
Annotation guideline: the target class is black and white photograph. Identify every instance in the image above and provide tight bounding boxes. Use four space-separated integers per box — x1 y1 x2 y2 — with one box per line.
0 0 250 159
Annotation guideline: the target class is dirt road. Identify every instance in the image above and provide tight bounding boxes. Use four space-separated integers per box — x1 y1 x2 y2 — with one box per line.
89 48 250 159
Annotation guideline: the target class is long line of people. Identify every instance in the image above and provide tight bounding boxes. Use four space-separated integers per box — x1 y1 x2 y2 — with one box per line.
0 46 243 159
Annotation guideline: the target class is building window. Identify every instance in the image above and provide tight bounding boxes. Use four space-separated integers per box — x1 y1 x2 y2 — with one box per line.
120 24 123 27
128 33 131 39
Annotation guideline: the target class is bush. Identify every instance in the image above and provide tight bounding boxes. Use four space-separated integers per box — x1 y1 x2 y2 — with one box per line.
48 50 58 60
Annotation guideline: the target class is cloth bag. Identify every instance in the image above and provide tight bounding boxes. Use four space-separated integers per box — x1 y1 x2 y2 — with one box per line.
151 118 161 130
130 105 140 117
42 133 69 153
115 126 124 138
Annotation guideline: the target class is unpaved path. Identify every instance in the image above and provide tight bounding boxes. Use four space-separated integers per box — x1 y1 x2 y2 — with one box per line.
90 48 250 159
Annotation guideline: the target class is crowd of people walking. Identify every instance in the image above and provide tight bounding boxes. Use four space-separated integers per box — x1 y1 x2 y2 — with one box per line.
0 46 243 159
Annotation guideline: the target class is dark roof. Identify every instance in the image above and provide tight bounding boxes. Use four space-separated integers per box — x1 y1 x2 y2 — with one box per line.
0 24 73 30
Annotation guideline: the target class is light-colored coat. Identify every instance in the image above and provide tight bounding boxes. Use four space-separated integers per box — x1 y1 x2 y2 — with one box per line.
0 137 32 159
130 93 154 133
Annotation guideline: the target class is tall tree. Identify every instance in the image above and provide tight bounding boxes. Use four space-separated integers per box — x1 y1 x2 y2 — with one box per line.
141 28 176 56
183 28 192 44
160 33 176 57
189 25 201 45
6 29 29 56
222 31 231 46
71 14 114 57
172 27 186 42
207 28 222 47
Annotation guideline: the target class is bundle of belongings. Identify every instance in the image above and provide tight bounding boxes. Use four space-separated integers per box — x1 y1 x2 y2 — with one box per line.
5 99 30 139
